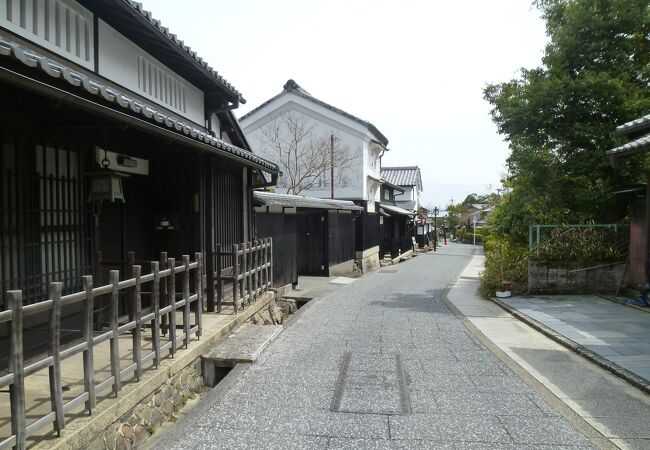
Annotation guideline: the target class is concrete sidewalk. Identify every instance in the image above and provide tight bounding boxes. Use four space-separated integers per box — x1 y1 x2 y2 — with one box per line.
446 254 650 450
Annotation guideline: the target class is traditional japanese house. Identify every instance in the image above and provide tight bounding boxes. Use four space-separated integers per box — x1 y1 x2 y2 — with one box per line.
254 191 363 290
381 166 424 244
239 80 389 274
0 1 278 336
378 180 415 260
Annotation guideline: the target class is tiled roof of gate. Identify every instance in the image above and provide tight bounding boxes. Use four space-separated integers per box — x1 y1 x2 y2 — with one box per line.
614 114 650 136
121 0 245 104
381 166 423 191
253 191 363 211
0 36 278 173
379 203 415 217
606 133 650 157
240 80 388 146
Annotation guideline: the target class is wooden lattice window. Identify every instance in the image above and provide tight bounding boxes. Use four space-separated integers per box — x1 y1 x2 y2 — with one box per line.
0 134 90 306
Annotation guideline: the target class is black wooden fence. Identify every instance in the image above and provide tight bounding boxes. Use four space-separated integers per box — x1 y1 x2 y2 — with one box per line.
256 213 297 288
207 239 273 314
328 212 355 267
1 253 203 450
1 240 273 449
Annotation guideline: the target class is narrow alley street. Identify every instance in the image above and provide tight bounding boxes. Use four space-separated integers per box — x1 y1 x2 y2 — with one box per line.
156 244 596 449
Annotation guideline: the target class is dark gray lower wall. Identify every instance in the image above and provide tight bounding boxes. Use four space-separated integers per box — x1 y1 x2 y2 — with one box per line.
528 261 626 294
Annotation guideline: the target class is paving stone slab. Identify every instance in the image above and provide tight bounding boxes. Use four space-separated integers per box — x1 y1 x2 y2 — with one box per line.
389 413 513 443
498 415 595 446
203 324 283 364
167 427 328 450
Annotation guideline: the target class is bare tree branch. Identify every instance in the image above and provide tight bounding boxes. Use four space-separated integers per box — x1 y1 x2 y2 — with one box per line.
261 113 360 195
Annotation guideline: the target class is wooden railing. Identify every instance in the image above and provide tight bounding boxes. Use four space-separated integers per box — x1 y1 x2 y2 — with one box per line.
0 253 203 450
207 238 273 314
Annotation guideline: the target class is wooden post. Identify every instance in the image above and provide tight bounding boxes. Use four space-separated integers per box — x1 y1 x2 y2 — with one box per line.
232 244 239 314
215 244 222 313
160 252 168 335
168 258 177 356
205 165 216 312
194 252 203 338
109 270 121 395
265 238 270 289
93 251 103 329
182 255 190 348
250 242 254 304
269 237 274 288
248 241 254 304
48 282 65 435
132 265 143 381
206 247 215 313
241 242 248 307
151 262 161 368
8 291 26 450
255 240 260 300
82 275 96 412
126 252 135 324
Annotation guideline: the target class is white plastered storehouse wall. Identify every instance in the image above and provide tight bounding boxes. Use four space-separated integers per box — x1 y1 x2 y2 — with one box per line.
240 86 387 274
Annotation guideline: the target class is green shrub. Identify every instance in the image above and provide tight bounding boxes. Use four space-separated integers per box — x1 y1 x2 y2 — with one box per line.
533 225 625 264
479 236 529 296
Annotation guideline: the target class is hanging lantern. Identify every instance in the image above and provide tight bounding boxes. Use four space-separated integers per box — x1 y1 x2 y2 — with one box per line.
87 170 126 203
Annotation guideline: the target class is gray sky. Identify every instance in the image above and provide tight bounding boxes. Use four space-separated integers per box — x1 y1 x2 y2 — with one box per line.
140 0 548 210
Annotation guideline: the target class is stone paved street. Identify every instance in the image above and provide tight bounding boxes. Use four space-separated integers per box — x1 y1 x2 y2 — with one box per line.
157 243 596 449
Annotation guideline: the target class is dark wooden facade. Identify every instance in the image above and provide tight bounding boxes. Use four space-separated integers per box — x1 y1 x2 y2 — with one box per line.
254 195 359 284
0 84 265 310
256 212 298 288
377 183 413 260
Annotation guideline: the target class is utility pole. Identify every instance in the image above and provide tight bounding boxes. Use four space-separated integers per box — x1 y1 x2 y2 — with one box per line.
330 133 335 199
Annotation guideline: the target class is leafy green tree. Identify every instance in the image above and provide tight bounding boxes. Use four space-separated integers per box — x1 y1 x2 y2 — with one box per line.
484 0 650 242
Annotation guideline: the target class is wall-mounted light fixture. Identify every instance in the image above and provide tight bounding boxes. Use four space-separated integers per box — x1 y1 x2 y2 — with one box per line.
87 170 126 203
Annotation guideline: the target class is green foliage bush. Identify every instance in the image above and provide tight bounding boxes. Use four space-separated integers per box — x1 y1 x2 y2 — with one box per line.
533 225 625 263
479 236 529 296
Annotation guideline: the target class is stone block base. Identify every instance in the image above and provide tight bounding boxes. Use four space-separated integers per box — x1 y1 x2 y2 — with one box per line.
355 247 380 275
528 261 626 294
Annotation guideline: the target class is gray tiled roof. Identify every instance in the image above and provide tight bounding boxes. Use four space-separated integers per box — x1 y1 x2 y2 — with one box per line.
614 114 650 136
381 166 423 191
0 36 278 173
379 203 415 217
606 133 650 157
122 0 245 104
253 191 363 211
240 80 388 146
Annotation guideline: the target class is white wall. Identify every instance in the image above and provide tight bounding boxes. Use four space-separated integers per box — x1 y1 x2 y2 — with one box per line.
97 20 205 125
241 92 382 202
0 0 94 69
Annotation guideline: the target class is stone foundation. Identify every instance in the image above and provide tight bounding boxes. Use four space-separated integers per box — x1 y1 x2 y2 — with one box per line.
528 261 626 294
355 246 380 275
247 299 294 325
329 259 356 277
88 361 205 450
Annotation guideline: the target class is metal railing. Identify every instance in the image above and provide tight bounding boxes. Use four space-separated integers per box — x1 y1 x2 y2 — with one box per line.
1 253 204 450
207 238 273 314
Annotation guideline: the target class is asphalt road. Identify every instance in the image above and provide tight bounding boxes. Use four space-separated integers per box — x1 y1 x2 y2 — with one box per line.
157 243 596 449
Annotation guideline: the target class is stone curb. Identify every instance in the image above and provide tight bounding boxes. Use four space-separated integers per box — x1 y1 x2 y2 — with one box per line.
489 296 650 396
597 293 650 315
37 292 275 450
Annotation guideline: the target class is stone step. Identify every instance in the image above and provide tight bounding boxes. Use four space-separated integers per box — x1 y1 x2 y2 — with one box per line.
201 324 282 386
